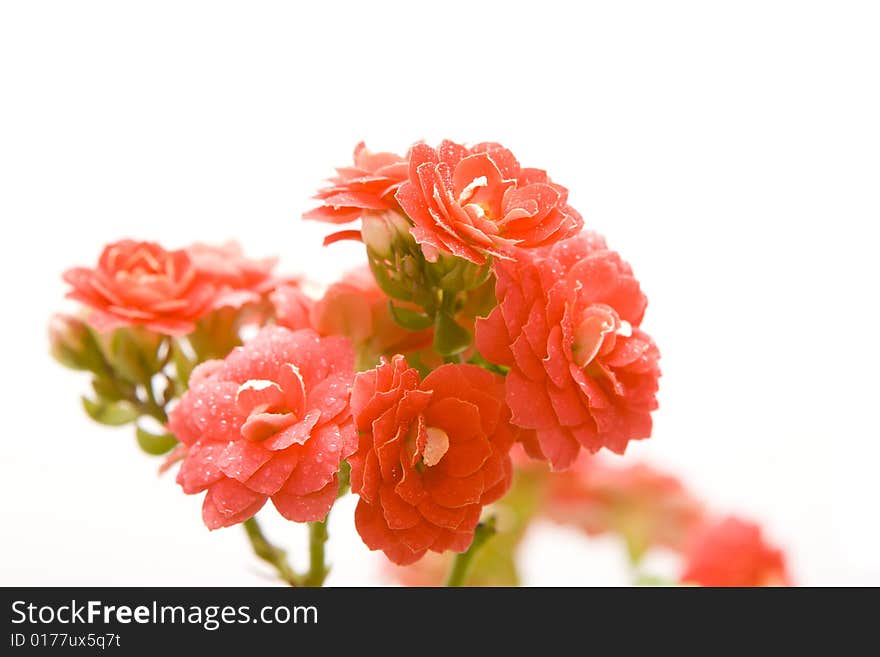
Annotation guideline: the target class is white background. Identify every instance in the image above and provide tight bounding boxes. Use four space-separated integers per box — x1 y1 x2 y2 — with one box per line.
1 1 878 586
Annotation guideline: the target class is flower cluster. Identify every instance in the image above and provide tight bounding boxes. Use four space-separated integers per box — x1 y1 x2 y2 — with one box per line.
50 138 792 587
385 452 791 587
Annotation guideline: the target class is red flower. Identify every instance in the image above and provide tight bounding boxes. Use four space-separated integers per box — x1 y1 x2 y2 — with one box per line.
544 455 705 558
303 142 409 224
187 241 277 309
395 140 582 264
681 517 792 587
63 240 220 335
476 232 660 469
167 326 357 529
349 356 515 565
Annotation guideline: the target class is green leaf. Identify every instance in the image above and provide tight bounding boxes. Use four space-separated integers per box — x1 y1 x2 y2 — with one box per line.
91 375 128 402
388 302 433 331
82 396 139 426
433 311 472 356
135 426 178 455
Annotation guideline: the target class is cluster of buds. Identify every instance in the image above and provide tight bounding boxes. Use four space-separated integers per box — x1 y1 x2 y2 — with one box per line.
50 315 177 453
361 210 492 357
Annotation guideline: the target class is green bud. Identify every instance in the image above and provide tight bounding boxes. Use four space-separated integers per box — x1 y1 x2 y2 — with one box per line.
401 254 421 280
108 328 162 384
188 308 242 361
48 314 106 372
368 257 409 301
360 212 393 258
364 212 432 307
428 253 492 293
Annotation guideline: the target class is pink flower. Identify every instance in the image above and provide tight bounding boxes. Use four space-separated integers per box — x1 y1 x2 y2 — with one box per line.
310 267 433 361
271 268 433 365
681 517 792 587
63 240 220 335
271 283 314 332
167 326 357 529
476 232 661 469
349 356 515 565
544 455 705 558
187 241 277 309
303 142 409 225
395 140 583 264
383 552 449 587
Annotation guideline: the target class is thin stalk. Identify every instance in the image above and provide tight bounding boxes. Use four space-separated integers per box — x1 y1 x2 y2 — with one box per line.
243 517 301 586
445 518 497 587
302 519 330 587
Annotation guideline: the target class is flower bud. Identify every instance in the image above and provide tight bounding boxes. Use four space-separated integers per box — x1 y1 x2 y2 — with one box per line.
362 210 414 258
186 307 243 361
48 314 106 372
107 327 164 384
426 252 491 293
361 213 392 258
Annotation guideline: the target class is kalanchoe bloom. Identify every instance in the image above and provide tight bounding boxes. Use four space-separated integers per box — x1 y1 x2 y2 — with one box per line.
271 283 315 332
63 240 220 335
167 326 357 529
395 140 583 264
349 355 515 565
303 142 409 225
476 232 661 469
681 517 792 587
310 267 433 367
544 455 705 560
271 268 433 369
187 241 277 309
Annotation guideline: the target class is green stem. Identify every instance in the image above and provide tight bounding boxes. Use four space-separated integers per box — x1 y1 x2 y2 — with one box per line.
303 518 330 587
243 517 300 586
445 517 497 587
141 381 168 423
95 346 170 424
